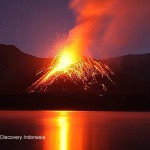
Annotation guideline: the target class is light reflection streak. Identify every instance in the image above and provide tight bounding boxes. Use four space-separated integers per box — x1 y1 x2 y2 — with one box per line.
58 115 68 150
43 111 84 150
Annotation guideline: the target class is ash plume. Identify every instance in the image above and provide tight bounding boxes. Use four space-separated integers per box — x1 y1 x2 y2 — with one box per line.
67 0 114 55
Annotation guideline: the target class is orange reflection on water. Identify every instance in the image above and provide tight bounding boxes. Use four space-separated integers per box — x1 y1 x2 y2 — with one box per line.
58 113 68 150
43 111 83 150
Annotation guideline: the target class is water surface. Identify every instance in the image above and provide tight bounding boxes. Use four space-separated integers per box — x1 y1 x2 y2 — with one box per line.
0 111 150 150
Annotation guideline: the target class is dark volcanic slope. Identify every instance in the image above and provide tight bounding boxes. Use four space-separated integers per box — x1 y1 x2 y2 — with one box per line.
0 44 150 95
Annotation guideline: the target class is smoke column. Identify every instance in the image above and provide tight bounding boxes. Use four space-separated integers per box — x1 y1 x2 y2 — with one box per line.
66 0 113 55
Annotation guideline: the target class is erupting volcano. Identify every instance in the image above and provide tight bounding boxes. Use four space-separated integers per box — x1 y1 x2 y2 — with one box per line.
28 0 114 93
28 46 114 93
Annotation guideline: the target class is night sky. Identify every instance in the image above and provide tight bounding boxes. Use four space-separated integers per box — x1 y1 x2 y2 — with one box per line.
0 0 150 58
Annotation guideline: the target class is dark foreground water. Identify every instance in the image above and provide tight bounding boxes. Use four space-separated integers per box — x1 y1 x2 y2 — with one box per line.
0 111 150 150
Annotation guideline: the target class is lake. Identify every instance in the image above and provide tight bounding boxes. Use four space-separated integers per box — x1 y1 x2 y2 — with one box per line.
0 111 150 150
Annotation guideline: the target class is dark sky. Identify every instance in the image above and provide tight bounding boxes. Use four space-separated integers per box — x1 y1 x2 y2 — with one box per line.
0 0 150 58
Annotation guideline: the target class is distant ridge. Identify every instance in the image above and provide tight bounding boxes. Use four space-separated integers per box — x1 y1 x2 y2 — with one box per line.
0 44 49 94
0 44 150 95
103 53 150 82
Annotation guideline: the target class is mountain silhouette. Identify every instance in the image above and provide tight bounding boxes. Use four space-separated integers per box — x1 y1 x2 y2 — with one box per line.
0 44 48 94
0 44 150 95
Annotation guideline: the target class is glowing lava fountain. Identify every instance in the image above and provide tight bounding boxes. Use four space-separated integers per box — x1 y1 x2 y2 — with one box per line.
28 45 114 93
